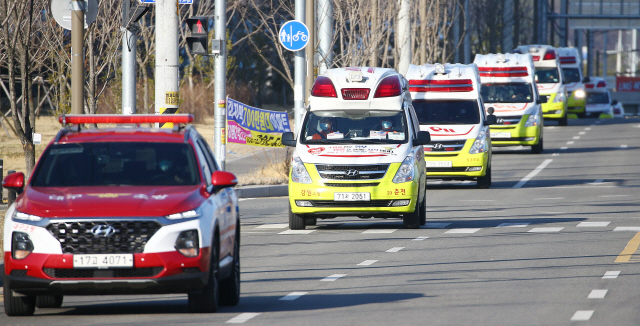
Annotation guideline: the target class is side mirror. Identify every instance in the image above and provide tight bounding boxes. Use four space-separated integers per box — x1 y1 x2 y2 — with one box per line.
414 131 431 146
485 115 497 125
211 171 237 192
538 96 548 103
487 107 495 115
3 172 25 195
281 132 296 147
582 77 590 83
611 100 618 105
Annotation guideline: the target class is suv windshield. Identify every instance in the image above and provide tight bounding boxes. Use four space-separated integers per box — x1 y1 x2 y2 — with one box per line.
31 142 200 187
413 100 480 125
535 67 561 84
481 83 534 103
302 110 408 144
562 67 581 83
586 92 610 104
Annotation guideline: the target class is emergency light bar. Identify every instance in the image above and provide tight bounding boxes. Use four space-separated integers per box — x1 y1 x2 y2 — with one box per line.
478 67 529 77
409 79 474 92
59 114 195 126
560 56 577 64
341 88 370 100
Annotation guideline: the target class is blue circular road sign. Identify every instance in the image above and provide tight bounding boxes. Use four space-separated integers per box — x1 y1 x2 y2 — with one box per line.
279 20 309 51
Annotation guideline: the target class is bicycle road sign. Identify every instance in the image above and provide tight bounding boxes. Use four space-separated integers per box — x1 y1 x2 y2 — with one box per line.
278 20 309 51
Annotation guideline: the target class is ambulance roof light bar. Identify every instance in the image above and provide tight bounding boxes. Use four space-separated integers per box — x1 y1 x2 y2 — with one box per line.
435 64 446 74
58 114 195 126
497 54 506 63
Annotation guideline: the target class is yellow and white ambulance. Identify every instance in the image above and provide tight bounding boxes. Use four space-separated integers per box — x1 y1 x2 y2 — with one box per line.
557 47 587 117
513 45 569 126
584 77 614 118
405 63 497 188
474 53 545 154
281 67 430 229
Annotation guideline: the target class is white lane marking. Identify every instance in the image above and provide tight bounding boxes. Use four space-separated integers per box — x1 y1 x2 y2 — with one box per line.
357 260 378 266
528 227 564 233
362 229 397 234
541 211 564 214
445 228 481 234
386 247 405 253
585 127 591 130
603 271 620 279
412 236 429 241
621 144 628 148
560 147 568 150
244 232 275 234
573 136 580 139
279 230 316 235
257 223 289 229
321 274 347 281
588 289 608 299
238 198 255 201
459 199 495 202
497 223 529 228
567 141 575 144
226 313 261 324
423 223 451 229
513 159 553 189
279 292 308 301
590 179 604 185
577 222 610 227
570 310 594 321
552 153 560 156
614 227 640 231
579 131 586 135
534 197 564 200
600 195 628 198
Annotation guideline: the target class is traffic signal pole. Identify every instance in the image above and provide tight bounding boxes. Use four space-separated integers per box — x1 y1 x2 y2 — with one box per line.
155 0 179 127
214 0 227 170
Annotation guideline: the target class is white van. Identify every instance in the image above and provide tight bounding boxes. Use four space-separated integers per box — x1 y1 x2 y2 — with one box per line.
281 67 430 229
474 53 545 154
405 63 497 188
584 77 614 118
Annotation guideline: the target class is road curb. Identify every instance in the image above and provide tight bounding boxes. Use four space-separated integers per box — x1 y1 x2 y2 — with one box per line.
235 185 288 198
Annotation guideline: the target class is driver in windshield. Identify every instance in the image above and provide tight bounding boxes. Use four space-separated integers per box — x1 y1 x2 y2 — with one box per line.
380 118 397 132
312 117 335 140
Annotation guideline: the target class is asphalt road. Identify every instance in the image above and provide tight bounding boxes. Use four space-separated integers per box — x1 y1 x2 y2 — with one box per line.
2 117 640 325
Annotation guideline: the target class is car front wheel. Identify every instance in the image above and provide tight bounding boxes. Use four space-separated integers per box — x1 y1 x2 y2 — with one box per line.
188 235 219 313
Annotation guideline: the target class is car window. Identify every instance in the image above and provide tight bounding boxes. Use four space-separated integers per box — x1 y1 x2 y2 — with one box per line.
586 92 610 104
193 140 213 186
481 83 534 103
197 138 218 173
412 100 481 125
562 68 581 83
301 110 408 144
534 67 561 84
31 142 200 187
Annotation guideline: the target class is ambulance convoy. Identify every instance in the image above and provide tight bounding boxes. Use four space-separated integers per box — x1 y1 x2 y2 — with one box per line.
557 47 588 118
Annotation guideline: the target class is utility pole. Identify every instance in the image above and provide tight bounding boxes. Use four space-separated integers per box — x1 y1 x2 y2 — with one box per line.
71 0 85 114
318 0 333 75
464 0 471 63
305 0 315 102
398 0 411 75
560 0 568 47
370 0 378 67
587 30 594 76
294 0 306 134
155 0 179 126
122 0 136 115
503 0 514 53
214 0 227 169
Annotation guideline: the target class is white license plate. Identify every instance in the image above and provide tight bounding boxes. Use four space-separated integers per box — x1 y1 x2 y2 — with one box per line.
334 192 370 201
73 254 134 268
490 132 511 139
426 161 452 168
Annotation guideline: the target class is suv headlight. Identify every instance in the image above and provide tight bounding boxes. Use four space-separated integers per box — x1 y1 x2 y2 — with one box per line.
175 230 199 257
167 207 202 220
13 210 43 222
553 88 566 103
469 131 488 154
524 113 539 127
392 154 415 183
12 232 34 260
291 157 312 184
574 89 585 98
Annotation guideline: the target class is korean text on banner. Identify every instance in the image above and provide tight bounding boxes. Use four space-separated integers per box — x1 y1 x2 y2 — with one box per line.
227 98 291 133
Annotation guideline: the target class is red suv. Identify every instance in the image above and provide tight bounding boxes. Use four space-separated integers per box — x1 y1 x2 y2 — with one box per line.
2 114 240 316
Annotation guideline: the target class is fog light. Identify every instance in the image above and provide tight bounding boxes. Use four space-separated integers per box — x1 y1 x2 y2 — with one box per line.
12 232 34 260
295 200 313 207
392 200 410 206
467 167 482 172
525 137 535 141
555 110 563 114
175 230 199 258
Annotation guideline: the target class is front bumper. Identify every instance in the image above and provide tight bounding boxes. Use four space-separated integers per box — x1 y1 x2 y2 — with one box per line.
567 95 586 114
424 140 489 179
490 115 541 146
289 163 419 215
541 93 567 119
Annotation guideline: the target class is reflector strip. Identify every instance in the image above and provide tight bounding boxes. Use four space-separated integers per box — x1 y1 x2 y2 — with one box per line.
478 66 529 77
59 114 194 125
408 79 474 92
159 107 180 128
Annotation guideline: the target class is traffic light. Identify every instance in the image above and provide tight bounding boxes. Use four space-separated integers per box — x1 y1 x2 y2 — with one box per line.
186 16 209 55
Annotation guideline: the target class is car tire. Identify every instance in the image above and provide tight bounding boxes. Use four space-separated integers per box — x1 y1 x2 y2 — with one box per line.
4 276 36 316
531 137 543 154
305 218 317 226
35 295 63 308
418 195 427 226
559 113 568 126
289 205 306 230
188 236 219 313
402 202 421 229
476 165 491 189
219 226 240 306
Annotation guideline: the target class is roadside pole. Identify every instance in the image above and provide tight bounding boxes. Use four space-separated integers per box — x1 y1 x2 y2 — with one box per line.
214 0 227 170
155 0 179 127
71 0 85 114
318 0 333 75
122 0 136 115
397 0 411 75
294 0 306 135
305 0 315 102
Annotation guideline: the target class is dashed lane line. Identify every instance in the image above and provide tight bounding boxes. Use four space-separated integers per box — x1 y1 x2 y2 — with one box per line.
279 230 316 235
412 236 429 241
621 144 628 148
567 141 575 145
445 228 481 234
589 179 605 185
357 260 378 266
577 222 611 227
226 313 261 324
534 197 564 200
614 227 640 232
257 224 289 229
362 229 397 234
600 195 628 198
573 136 580 139
560 147 568 150
571 310 594 321
528 227 564 233
386 247 405 253
279 292 308 301
614 231 640 263
585 127 591 130
579 131 586 135
423 223 451 229
513 159 553 189
496 223 529 228
588 289 608 299
321 274 347 282
603 271 620 279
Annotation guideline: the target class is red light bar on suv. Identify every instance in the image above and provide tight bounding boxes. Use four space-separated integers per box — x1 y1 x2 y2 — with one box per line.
311 76 338 97
59 114 195 125
478 67 529 77
409 79 474 92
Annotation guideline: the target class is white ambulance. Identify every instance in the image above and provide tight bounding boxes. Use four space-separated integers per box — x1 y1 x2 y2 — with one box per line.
281 67 430 229
513 45 569 126
474 53 545 154
405 63 497 188
557 47 587 117
584 77 614 118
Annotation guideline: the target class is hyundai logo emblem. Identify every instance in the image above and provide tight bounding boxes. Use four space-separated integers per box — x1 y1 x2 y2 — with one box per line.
91 225 116 237
497 118 505 124
345 170 360 177
433 143 444 150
